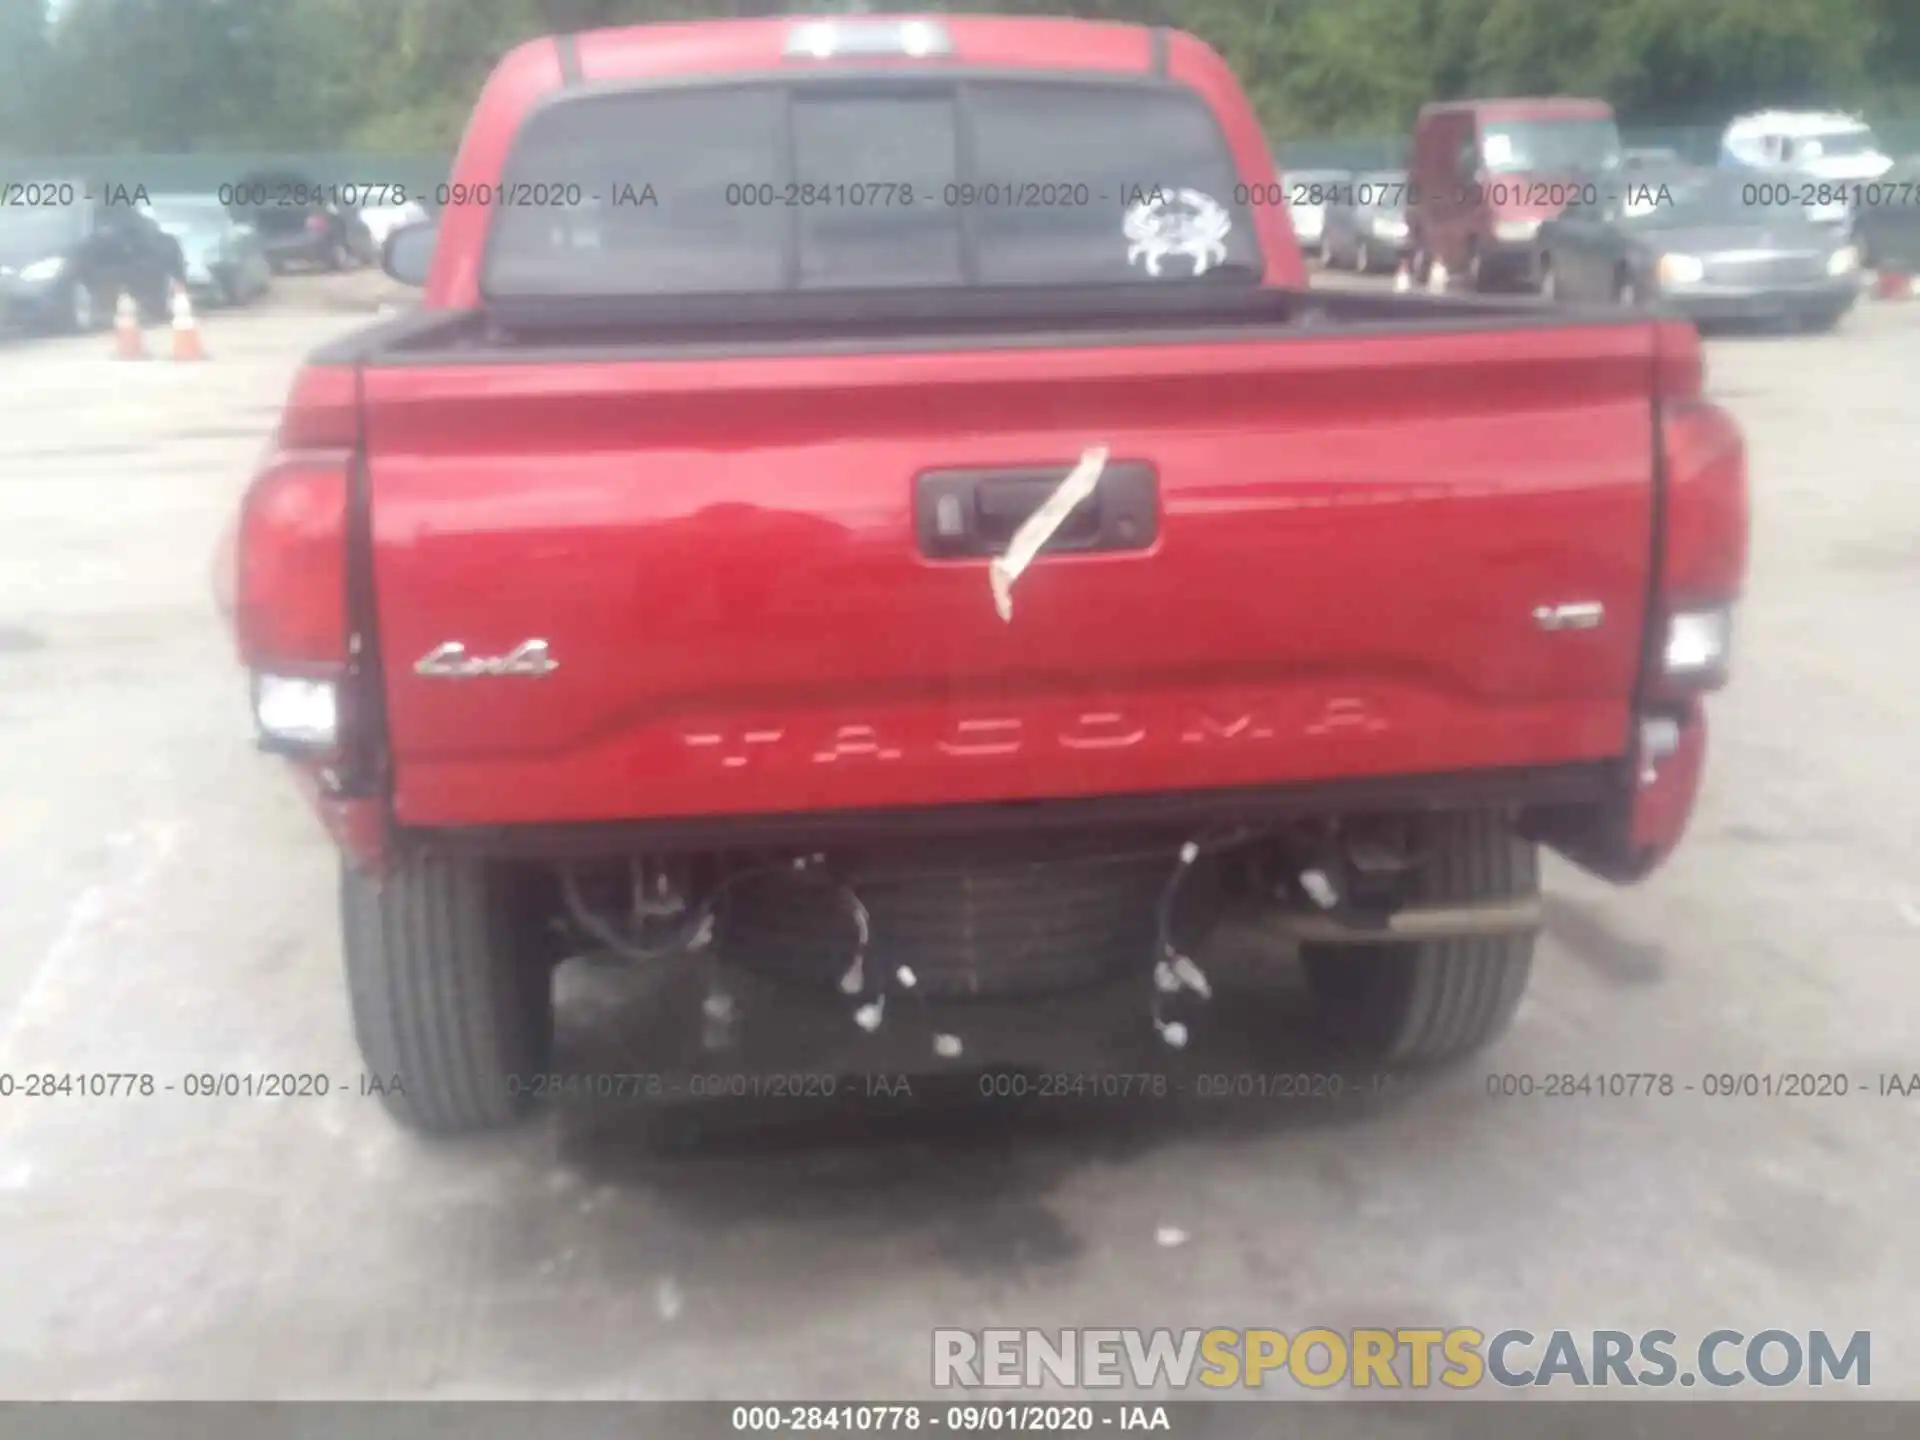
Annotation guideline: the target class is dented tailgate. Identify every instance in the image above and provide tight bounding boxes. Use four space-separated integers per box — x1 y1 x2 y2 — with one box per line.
362 321 1656 827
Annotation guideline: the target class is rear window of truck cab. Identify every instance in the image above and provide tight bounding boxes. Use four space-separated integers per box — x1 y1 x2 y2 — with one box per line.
479 78 1264 298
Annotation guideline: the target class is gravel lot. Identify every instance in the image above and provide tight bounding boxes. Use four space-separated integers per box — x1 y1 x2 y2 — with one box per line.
0 269 1916 1404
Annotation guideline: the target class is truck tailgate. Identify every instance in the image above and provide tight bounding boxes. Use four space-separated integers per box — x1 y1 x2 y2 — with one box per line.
362 323 1655 827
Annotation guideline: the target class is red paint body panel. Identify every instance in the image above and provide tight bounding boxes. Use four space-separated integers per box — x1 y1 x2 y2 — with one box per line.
1660 398 1749 608
364 323 1657 827
231 16 1752 882
1633 700 1706 858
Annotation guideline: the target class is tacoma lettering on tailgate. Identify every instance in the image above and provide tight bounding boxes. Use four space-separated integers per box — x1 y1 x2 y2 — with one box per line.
677 697 1396 773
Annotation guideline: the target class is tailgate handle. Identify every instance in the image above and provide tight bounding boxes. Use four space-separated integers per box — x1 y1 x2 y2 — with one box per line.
916 462 1159 560
976 477 1100 544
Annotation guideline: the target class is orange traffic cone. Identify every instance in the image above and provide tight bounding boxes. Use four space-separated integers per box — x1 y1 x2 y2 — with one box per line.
169 283 207 361
113 291 147 360
1872 269 1916 300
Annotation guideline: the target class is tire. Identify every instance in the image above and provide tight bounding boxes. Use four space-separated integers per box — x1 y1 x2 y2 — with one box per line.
327 237 350 272
341 855 554 1135
1301 811 1538 1066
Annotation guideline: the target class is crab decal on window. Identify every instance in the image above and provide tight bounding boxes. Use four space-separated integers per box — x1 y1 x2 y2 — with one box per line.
1123 187 1233 277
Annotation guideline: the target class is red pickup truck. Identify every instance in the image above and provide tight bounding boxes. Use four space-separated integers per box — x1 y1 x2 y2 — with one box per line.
228 14 1747 1135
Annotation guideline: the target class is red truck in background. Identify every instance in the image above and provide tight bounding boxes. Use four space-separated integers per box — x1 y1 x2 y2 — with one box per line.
228 13 1748 1136
1409 97 1624 291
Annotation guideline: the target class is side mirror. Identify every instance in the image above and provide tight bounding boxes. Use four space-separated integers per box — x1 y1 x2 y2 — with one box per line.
383 219 436 287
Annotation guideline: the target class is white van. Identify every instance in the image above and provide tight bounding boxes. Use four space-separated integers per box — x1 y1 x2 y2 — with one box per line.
1718 111 1894 182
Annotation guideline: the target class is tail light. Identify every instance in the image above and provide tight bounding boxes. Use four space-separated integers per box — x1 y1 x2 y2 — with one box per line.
236 452 350 752
1652 395 1747 698
233 365 358 756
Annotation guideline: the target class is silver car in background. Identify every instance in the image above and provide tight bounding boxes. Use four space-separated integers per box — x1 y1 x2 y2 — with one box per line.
142 194 272 307
358 198 432 256
1278 167 1352 261
1323 169 1412 272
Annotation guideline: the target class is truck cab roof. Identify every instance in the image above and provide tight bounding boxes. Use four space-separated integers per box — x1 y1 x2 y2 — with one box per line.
553 12 1176 81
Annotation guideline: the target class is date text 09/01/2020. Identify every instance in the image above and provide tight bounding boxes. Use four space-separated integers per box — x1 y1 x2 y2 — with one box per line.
0 1070 1390 1104
6 1071 1918 1102
731 1404 1171 1433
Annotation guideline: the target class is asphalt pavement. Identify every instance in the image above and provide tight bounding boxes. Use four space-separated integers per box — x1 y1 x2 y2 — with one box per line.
0 271 1916 1402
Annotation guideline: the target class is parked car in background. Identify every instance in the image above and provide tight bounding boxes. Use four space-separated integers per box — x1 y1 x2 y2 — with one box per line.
358 196 431 255
225 169 376 273
1322 169 1411 272
1410 97 1622 291
1279 167 1351 260
142 193 272 307
0 192 184 333
1851 153 1920 273
1535 167 1860 330
1719 111 1894 184
1622 146 1682 170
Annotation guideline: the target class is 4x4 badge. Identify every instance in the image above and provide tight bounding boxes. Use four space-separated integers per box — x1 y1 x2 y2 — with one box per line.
413 639 558 678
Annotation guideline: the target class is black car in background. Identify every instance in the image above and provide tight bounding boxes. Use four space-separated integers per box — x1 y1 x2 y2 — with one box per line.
1534 167 1861 330
1322 169 1413 273
225 169 376 273
0 192 185 334
1851 155 1920 274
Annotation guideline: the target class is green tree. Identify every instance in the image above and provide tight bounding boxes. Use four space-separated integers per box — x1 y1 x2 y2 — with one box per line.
0 0 55 153
12 0 1920 156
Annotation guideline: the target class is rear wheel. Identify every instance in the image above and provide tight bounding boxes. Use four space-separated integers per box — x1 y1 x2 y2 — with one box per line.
342 855 554 1135
1301 811 1537 1065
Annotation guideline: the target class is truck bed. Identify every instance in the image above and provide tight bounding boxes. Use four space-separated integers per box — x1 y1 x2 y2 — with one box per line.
322 283 1631 364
